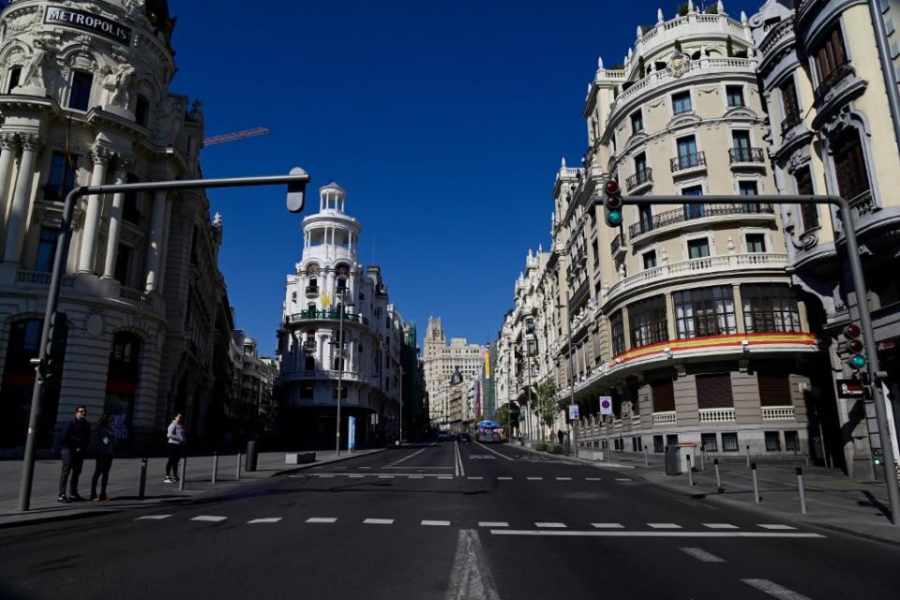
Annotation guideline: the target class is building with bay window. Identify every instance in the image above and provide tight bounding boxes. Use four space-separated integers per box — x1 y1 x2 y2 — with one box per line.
0 0 242 453
277 183 407 449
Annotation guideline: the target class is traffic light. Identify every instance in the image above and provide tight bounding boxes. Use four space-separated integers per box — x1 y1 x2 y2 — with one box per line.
844 323 866 370
604 179 623 227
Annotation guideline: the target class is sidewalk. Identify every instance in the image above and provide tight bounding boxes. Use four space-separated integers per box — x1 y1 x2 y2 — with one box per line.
0 448 384 528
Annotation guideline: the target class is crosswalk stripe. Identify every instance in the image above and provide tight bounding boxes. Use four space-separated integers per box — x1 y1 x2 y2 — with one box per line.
585 477 603 481
497 476 513 480
348 474 365 478
478 521 509 528
306 517 337 524
702 523 738 529
591 523 624 529
409 474 424 479
421 520 451 526
535 522 567 529
363 518 395 525
467 476 484 480
191 515 227 523
680 547 726 563
248 518 282 524
135 514 172 520
758 524 796 530
555 477 572 481
742 579 811 600
527 476 543 481
648 523 682 529
378 474 395 479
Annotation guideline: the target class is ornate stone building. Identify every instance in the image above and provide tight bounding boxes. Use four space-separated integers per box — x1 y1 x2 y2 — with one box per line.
423 316 484 430
0 0 237 452
277 183 406 449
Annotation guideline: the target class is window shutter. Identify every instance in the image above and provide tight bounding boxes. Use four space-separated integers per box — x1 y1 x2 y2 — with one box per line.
758 374 791 406
651 380 675 412
696 374 734 408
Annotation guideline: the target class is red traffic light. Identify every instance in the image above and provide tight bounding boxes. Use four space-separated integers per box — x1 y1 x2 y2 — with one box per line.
605 179 620 197
848 339 864 353
844 323 861 339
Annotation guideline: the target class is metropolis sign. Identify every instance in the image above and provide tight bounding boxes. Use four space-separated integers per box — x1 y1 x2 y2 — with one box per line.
44 6 132 45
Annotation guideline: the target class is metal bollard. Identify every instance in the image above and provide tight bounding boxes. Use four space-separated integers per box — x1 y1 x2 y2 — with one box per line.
687 455 694 487
796 467 807 514
714 458 723 493
138 457 148 500
236 452 242 481
211 452 219 485
746 445 751 469
179 456 187 492
751 462 760 504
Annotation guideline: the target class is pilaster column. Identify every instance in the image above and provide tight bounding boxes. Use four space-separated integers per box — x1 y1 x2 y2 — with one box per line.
77 148 111 273
144 189 167 292
102 165 128 280
0 134 20 236
3 135 41 265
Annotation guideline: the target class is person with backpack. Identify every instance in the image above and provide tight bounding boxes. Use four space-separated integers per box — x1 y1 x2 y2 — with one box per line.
164 414 185 483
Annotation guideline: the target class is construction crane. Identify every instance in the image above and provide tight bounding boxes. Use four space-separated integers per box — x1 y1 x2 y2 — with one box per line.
203 127 270 147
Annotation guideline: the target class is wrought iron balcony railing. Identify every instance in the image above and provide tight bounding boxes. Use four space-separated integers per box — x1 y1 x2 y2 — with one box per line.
669 151 706 172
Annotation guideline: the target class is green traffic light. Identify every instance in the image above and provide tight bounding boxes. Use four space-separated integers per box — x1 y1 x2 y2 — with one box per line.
849 354 866 369
606 210 622 227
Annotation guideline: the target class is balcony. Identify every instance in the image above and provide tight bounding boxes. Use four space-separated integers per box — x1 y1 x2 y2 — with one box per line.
699 407 736 423
780 113 803 136
15 269 75 287
761 405 795 421
652 411 677 426
305 286 319 298
814 63 854 106
286 309 368 326
628 203 775 239
625 168 653 193
609 232 625 257
669 151 706 175
606 253 788 304
728 147 765 165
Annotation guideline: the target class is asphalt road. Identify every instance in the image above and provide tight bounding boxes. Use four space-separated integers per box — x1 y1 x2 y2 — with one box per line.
1 441 899 599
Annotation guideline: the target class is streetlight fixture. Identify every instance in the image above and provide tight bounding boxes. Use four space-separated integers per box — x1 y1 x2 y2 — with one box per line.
17 168 311 512
331 285 353 455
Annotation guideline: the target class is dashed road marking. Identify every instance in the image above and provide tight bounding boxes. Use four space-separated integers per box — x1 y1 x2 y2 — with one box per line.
555 477 572 481
306 517 337 524
758 524 796 530
315 474 335 479
191 515 227 523
591 523 624 529
409 474 424 479
648 523 682 529
467 476 484 480
378 474 395 479
135 514 171 520
585 477 603 481
497 476 513 480
438 475 453 480
478 521 509 528
741 579 811 600
363 518 395 525
490 530 824 539
348 474 365 479
359 466 371 469
248 518 282 524
702 523 738 529
680 547 726 563
526 476 543 481
535 522 567 529
421 520 451 527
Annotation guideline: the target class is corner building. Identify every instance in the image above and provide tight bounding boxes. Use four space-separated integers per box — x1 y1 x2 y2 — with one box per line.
0 0 236 452
277 184 406 450
564 4 822 458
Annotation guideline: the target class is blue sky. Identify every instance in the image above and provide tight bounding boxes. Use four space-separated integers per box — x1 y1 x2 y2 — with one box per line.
169 0 761 354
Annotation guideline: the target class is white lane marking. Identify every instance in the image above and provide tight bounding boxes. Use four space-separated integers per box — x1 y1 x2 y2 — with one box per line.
135 514 171 520
758 524 796 530
191 515 227 523
359 466 371 469
742 579 812 600
473 440 515 461
648 523 682 529
409 474 424 479
478 521 509 528
585 477 603 481
422 520 452 527
555 477 572 481
703 523 738 529
306 517 337 524
363 518 395 525
446 529 502 600
535 522 567 529
497 476 513 480
438 475 453 480
490 530 826 539
315 474 335 478
378 474 395 479
467 476 484 480
348 474 366 478
591 523 624 529
615 478 633 482
680 547 726 563
248 518 282 524
526 476 543 481
386 446 429 467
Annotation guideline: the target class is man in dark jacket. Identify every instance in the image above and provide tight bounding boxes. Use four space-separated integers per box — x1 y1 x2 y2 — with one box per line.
58 406 91 502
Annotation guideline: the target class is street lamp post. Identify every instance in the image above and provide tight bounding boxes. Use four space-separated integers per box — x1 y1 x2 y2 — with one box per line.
17 169 311 512
561 286 578 457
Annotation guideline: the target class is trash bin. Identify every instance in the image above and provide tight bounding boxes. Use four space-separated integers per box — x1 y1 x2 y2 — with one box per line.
677 443 697 473
665 445 681 475
245 440 258 472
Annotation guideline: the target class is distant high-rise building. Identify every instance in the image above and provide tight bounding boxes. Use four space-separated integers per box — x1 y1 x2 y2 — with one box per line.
423 317 484 429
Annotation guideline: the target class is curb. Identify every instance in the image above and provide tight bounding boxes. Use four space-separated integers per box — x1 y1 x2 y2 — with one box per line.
507 443 636 469
270 448 387 477
0 508 123 530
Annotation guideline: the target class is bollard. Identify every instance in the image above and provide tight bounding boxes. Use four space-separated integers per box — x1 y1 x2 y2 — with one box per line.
138 457 148 500
714 458 723 493
236 452 242 481
751 462 760 503
211 452 219 485
796 466 807 514
746 445 751 469
687 455 694 487
179 456 187 492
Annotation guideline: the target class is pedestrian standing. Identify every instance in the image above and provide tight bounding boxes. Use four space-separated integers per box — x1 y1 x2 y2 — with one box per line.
164 414 185 483
58 406 91 503
90 414 115 501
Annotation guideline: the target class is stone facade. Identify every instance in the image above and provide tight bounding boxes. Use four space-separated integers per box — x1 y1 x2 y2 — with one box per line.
277 183 406 449
0 0 236 453
423 316 484 430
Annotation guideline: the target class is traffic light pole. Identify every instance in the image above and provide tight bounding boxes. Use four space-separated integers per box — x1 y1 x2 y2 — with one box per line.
601 192 900 524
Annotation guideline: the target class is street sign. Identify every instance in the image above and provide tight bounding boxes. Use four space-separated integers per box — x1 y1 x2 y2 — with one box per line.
599 396 613 416
568 404 580 421
837 379 864 399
